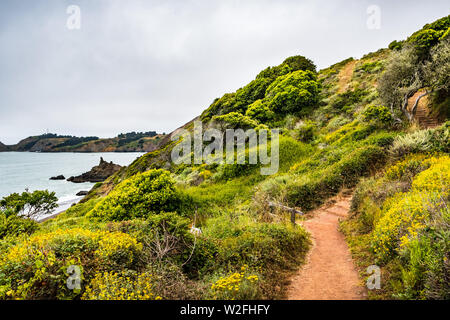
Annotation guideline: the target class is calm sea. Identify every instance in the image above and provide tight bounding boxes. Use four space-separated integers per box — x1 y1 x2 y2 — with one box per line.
0 152 144 219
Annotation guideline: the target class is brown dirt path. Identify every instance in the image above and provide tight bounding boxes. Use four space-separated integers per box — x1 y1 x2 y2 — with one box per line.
287 193 367 300
337 60 357 93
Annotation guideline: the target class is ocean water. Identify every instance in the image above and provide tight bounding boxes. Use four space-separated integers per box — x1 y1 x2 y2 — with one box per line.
0 152 144 219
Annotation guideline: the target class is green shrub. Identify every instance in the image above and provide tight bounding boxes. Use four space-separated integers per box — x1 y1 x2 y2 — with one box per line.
245 100 275 123
264 70 319 115
390 123 450 158
358 61 383 73
295 120 317 143
363 105 393 128
389 40 404 51
0 211 39 239
201 55 316 120
408 29 441 53
0 228 143 299
213 112 259 129
331 88 367 110
88 169 188 221
282 55 316 73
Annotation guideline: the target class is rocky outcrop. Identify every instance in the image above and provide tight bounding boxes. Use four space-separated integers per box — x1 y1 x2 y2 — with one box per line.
50 175 65 180
76 191 89 196
67 157 122 183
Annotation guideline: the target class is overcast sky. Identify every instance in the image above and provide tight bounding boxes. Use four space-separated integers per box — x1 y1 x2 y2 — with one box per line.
0 0 448 144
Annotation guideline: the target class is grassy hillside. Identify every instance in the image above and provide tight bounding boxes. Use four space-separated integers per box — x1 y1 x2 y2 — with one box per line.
0 16 448 300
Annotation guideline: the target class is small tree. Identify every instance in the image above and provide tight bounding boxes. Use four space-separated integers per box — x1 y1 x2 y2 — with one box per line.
378 45 422 122
0 190 58 219
423 37 450 93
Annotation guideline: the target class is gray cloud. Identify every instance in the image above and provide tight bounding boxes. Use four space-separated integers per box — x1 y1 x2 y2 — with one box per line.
0 0 448 144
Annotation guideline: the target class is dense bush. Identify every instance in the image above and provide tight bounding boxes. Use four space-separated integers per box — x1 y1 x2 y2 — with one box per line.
423 37 450 92
0 228 143 299
193 213 310 280
294 120 317 143
201 55 317 120
0 211 39 239
343 155 450 299
82 271 160 300
87 169 188 221
332 88 367 110
282 55 316 73
363 105 393 128
264 70 319 115
213 112 259 129
389 123 450 158
388 40 404 51
245 100 275 123
407 15 450 56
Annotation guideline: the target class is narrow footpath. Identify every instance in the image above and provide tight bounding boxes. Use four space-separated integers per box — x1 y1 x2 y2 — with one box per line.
287 193 367 300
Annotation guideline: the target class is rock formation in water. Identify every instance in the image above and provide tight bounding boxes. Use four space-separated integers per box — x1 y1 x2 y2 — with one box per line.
50 175 65 180
67 157 122 183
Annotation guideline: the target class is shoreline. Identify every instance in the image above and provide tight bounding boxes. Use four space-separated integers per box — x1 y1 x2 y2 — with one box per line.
38 209 67 223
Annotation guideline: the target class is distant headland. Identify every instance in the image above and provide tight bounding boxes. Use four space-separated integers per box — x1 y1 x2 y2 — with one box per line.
0 131 165 153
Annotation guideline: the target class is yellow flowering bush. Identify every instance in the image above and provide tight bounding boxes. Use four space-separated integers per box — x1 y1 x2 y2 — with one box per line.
411 158 450 195
345 150 449 299
82 271 161 300
210 265 260 300
0 228 143 299
96 232 143 264
385 154 449 182
385 154 428 180
372 156 450 261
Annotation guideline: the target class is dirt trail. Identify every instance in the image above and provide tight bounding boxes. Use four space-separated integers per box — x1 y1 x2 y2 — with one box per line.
287 193 366 300
337 60 357 93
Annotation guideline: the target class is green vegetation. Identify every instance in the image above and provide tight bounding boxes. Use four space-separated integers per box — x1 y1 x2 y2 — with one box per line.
342 150 449 299
379 15 450 122
0 16 449 300
87 169 189 221
0 190 58 219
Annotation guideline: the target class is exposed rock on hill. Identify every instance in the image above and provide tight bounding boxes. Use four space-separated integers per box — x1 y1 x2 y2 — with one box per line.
67 157 122 183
